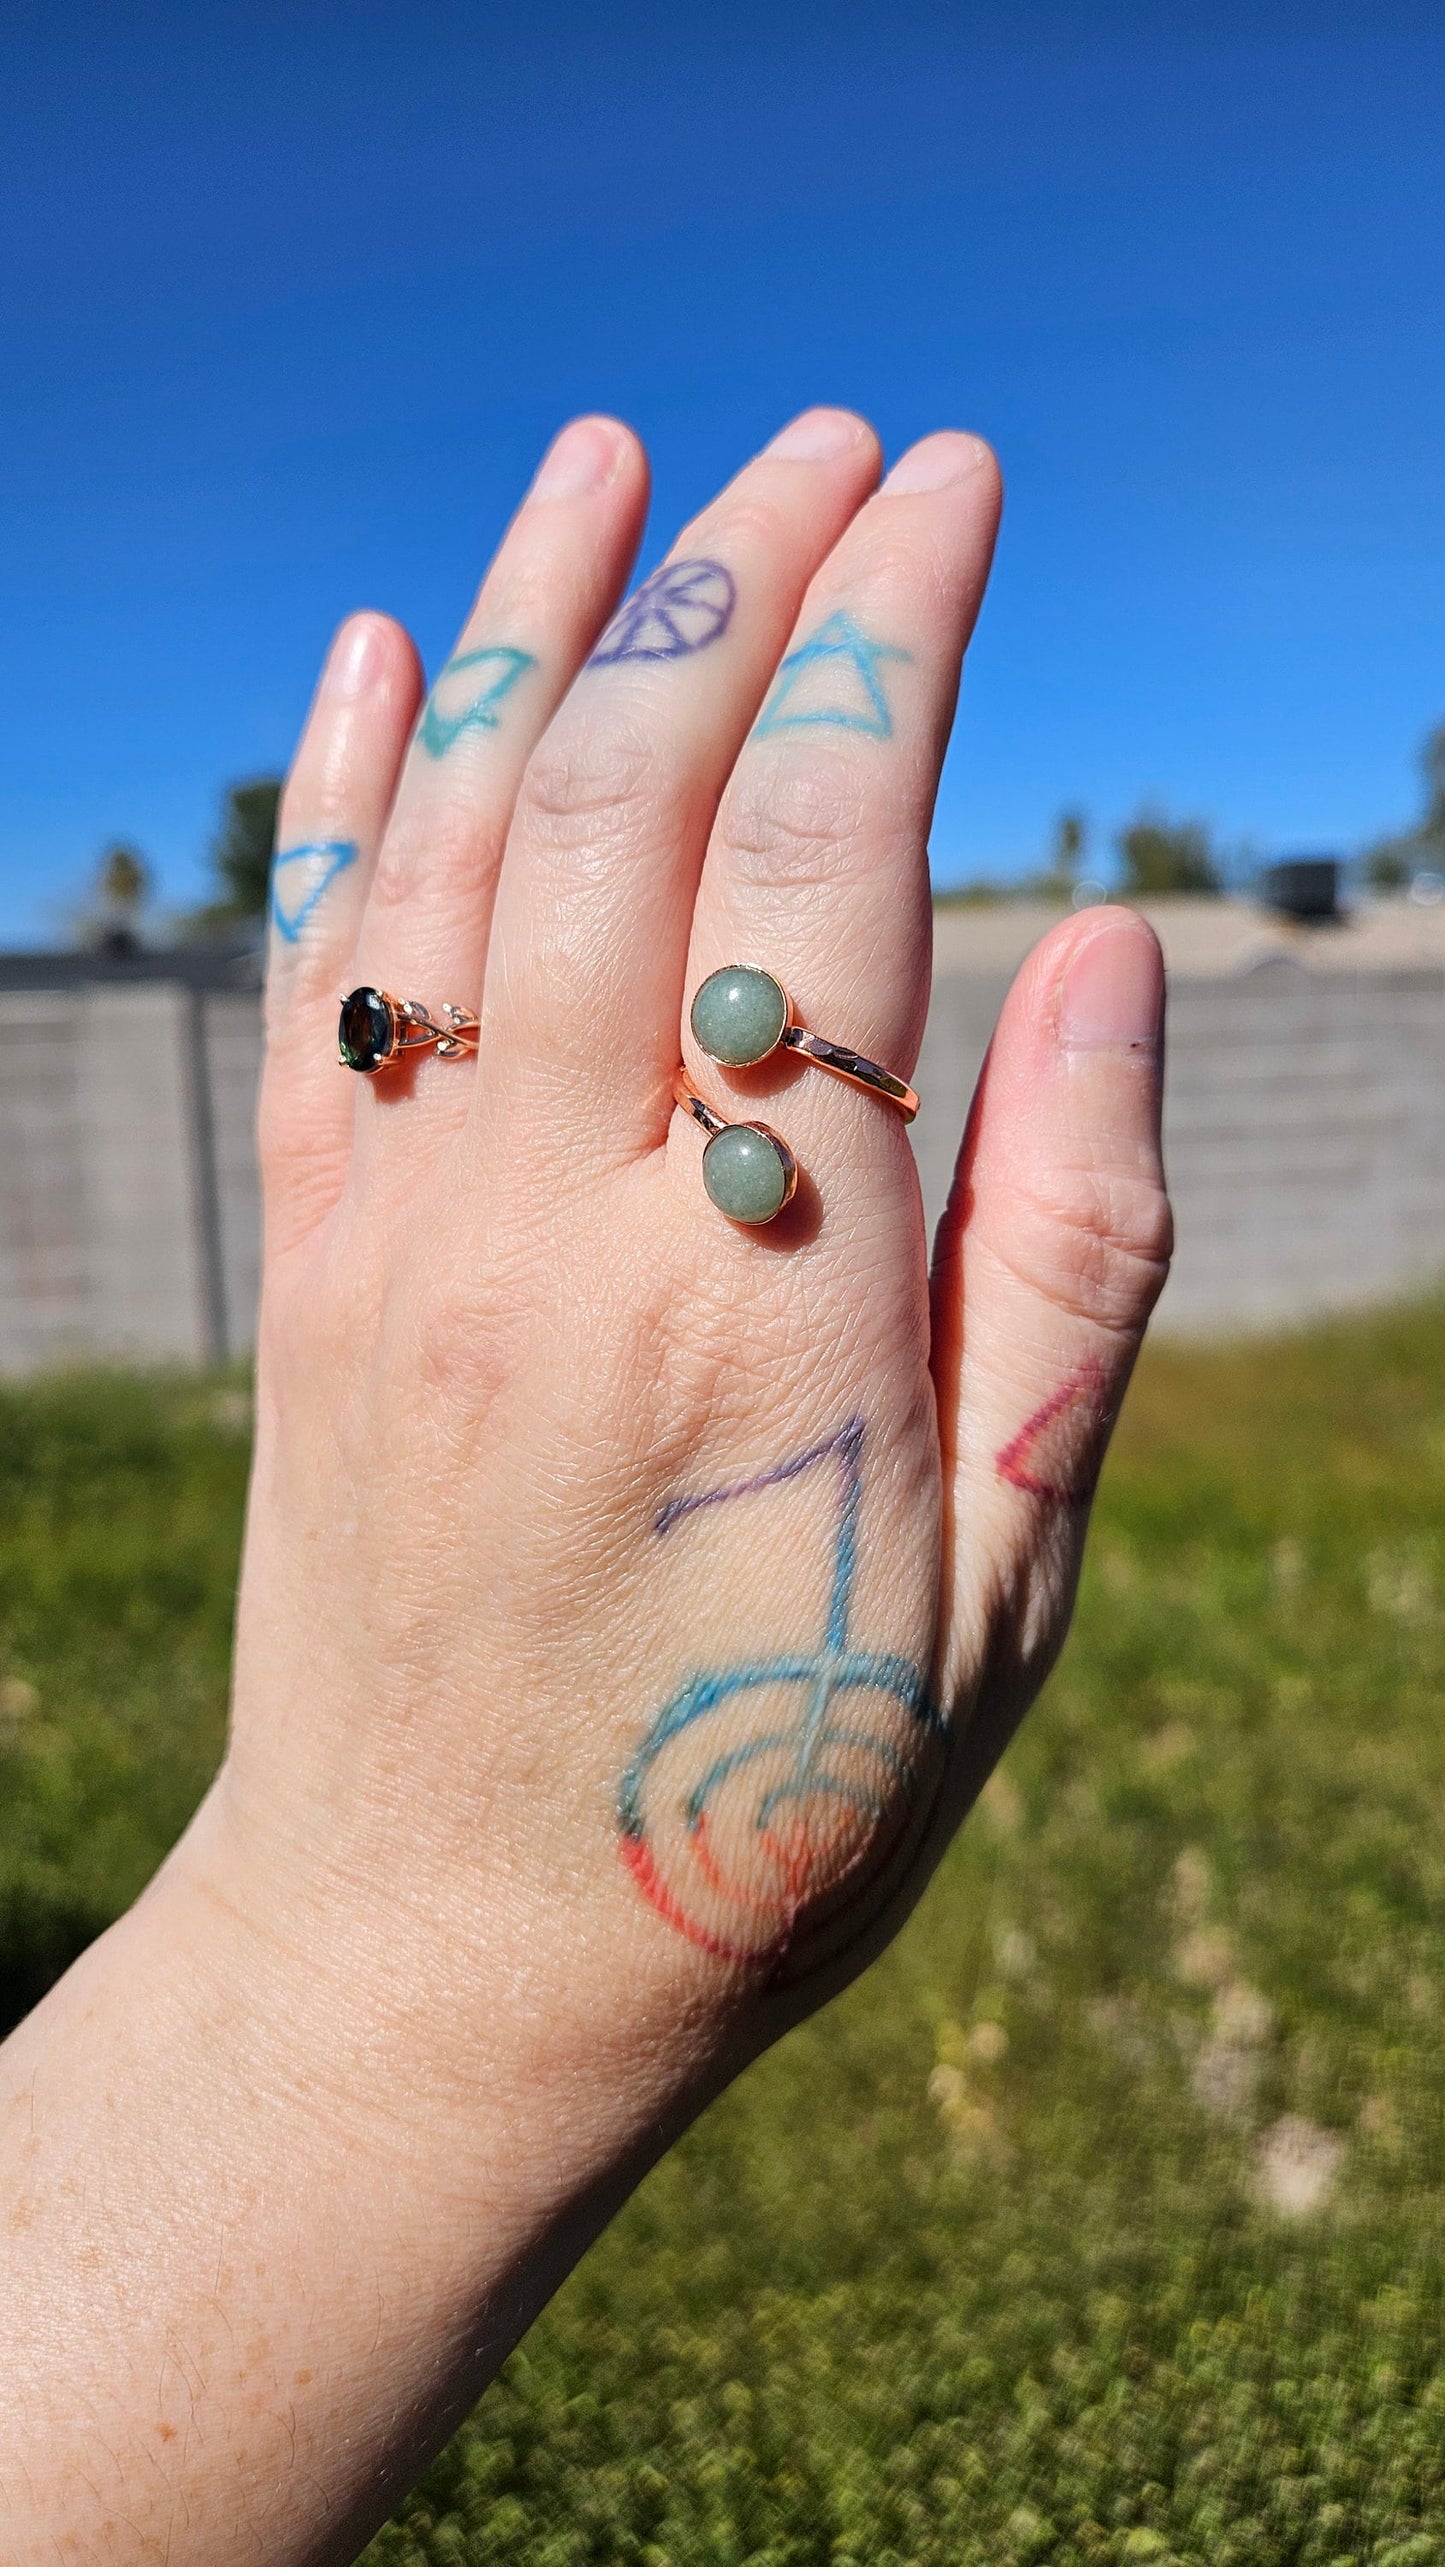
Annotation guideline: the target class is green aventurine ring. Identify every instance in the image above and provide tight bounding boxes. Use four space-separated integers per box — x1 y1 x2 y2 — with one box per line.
689 964 919 1122
673 1075 797 1226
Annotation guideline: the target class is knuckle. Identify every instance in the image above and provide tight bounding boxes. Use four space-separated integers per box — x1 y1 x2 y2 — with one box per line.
721 745 874 896
697 496 791 560
849 531 945 609
518 709 667 843
411 1273 512 1419
1003 1164 1173 1332
367 811 497 919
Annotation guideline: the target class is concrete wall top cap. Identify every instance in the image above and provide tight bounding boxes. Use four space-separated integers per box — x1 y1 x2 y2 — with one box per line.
930 895 1445 984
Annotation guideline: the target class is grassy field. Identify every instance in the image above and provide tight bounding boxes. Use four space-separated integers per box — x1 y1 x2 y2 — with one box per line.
3 1306 1444 2565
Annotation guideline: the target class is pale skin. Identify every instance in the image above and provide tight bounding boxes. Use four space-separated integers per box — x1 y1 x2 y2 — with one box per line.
0 410 1171 2563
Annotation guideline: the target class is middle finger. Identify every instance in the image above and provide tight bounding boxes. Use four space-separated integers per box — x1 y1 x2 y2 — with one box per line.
476 410 883 1165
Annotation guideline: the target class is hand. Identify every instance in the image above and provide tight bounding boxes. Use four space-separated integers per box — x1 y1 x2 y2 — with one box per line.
0 410 1169 2564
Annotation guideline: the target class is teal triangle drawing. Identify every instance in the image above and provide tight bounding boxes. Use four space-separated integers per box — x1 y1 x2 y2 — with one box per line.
270 839 357 944
755 612 910 740
421 646 536 758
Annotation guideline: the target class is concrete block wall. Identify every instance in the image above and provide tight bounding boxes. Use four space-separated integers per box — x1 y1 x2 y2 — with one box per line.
911 959 1445 1333
0 968 261 1371
0 946 1441 1369
204 993 264 1362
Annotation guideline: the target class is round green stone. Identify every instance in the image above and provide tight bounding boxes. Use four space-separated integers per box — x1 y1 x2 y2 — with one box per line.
690 964 788 1067
702 1123 792 1225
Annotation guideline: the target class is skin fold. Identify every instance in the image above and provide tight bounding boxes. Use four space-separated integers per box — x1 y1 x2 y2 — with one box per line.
0 408 1171 2565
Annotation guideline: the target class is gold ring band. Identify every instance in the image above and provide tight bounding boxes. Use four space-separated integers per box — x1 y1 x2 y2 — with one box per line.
673 1071 799 1226
688 965 918 1122
337 986 479 1075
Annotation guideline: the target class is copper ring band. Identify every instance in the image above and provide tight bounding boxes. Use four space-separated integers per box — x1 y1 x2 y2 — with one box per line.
779 1024 918 1121
672 1072 730 1139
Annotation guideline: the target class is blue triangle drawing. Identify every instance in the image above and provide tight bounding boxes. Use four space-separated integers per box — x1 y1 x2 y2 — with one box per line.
270 839 357 944
755 612 910 739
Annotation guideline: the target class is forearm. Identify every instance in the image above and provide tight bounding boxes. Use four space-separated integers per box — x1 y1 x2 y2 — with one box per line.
0 1806 650 2567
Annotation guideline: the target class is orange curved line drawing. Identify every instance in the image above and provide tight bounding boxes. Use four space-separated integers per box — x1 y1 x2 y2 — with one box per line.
618 1830 756 1965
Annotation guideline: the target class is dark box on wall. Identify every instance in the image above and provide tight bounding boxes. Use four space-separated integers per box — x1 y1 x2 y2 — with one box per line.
1261 857 1341 922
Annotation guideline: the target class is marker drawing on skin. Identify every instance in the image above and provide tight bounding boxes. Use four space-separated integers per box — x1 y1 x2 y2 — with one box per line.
754 610 910 740
588 559 736 665
419 646 537 758
619 1418 940 1970
996 1357 1111 1504
270 840 358 944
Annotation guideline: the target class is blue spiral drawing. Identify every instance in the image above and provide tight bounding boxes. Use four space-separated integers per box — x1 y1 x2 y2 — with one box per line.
619 1419 940 1963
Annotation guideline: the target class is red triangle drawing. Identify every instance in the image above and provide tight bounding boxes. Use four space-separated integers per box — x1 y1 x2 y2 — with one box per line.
995 1357 1110 1504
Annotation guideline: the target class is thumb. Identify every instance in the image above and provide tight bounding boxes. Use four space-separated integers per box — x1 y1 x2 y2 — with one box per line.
930 907 1172 1777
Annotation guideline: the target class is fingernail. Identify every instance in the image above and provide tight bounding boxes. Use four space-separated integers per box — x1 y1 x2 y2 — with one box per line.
1059 920 1165 1051
881 431 993 494
528 416 626 501
322 614 389 701
764 408 869 463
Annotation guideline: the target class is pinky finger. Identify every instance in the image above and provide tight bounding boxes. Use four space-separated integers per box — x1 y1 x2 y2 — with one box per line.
259 612 423 1253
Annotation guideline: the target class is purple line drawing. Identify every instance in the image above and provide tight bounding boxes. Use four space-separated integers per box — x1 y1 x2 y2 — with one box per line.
589 559 736 664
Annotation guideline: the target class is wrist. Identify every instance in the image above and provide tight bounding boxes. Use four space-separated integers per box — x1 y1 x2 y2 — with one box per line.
162 1767 709 2228
2 1809 621 2566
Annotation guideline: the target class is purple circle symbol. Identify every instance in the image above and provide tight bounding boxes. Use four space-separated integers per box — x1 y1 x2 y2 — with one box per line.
589 558 736 665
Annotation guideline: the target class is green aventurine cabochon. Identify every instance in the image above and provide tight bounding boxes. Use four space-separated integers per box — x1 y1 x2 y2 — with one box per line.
691 965 789 1067
702 1124 793 1225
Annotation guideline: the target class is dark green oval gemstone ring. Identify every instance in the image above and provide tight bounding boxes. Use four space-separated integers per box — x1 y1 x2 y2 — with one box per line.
689 963 919 1122
673 1074 797 1227
338 987 479 1075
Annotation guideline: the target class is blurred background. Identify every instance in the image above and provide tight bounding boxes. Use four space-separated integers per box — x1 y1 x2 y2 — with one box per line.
3 6 1445 2560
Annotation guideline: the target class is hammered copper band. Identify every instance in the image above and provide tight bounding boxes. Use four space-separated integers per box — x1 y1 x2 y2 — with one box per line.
779 1025 919 1121
672 1072 728 1138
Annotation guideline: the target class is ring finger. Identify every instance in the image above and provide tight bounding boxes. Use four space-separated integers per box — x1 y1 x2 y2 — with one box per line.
349 416 648 1179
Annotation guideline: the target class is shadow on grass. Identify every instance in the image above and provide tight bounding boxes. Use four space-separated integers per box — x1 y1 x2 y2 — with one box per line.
0 1898 105 2041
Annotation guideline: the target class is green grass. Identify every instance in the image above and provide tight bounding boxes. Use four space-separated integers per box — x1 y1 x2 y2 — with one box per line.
0 1371 249 2026
4 1308 1445 2564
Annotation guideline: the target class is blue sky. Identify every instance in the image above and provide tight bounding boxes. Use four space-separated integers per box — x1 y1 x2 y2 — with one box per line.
2 0 1443 939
